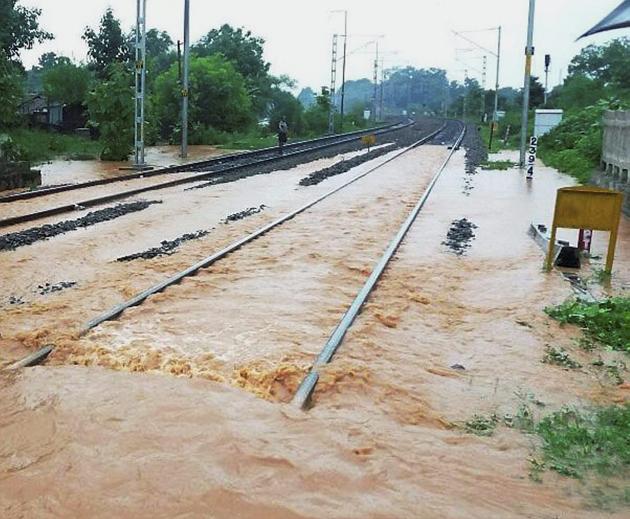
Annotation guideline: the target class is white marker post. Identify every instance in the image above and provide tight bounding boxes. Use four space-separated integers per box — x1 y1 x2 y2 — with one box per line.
526 135 538 180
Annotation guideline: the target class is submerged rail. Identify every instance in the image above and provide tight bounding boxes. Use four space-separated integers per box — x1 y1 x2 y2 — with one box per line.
81 123 447 333
292 122 467 409
0 123 413 229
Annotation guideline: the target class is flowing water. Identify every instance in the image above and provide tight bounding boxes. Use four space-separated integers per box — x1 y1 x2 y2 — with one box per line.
1 145 628 518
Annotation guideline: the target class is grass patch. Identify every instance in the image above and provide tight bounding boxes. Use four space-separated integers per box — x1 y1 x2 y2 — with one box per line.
535 404 630 480
217 133 278 150
545 297 630 353
481 159 516 170
464 414 499 436
538 147 594 183
8 128 101 163
543 346 582 369
503 403 536 432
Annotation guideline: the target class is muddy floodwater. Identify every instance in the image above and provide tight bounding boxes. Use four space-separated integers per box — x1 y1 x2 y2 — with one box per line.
0 141 628 517
37 144 231 186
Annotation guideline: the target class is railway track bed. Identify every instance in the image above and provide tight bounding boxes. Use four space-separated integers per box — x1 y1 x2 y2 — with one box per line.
7 122 460 399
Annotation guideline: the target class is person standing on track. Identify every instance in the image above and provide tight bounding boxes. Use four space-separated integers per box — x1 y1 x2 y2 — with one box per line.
278 116 288 155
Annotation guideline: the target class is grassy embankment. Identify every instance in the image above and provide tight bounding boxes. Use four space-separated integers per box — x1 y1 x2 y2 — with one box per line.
8 128 101 163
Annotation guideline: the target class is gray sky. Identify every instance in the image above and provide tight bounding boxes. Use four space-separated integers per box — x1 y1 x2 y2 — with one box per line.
19 0 625 91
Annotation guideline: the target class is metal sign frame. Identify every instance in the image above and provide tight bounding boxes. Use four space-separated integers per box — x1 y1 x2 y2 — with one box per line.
545 186 623 273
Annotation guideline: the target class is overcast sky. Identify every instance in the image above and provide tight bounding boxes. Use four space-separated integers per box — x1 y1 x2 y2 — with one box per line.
19 0 625 92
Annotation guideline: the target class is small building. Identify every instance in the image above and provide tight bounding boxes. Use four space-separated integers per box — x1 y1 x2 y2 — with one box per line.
19 94 64 127
534 109 563 138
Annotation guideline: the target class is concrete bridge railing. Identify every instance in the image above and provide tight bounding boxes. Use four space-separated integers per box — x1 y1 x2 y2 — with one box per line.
602 110 630 183
600 110 630 215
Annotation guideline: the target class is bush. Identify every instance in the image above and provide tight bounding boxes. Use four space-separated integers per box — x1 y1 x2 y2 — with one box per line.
7 129 101 163
153 55 253 142
87 64 134 160
545 296 630 353
538 99 628 182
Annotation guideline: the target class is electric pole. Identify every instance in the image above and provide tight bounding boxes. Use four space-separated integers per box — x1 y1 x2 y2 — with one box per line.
452 28 502 148
339 11 348 133
481 55 487 120
490 25 501 150
133 0 147 169
328 34 338 134
372 41 379 122
463 69 468 121
519 0 536 168
181 0 190 158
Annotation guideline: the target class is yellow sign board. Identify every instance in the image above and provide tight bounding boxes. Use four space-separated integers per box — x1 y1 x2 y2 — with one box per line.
361 134 376 149
545 186 623 273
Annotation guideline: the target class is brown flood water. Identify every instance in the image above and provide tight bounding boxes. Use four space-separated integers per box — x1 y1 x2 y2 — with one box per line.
39 144 231 185
0 145 628 518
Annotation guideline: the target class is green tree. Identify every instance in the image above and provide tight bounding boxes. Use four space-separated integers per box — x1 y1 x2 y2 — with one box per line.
569 37 630 88
548 75 610 112
303 87 331 135
0 0 51 126
193 24 269 81
0 54 23 126
43 61 91 105
0 0 52 63
38 52 70 69
152 55 253 142
87 64 133 160
83 8 130 77
528 75 545 109
267 88 304 135
193 24 271 115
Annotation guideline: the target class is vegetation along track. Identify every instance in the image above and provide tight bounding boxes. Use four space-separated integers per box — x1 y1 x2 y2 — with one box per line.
0 122 416 229
9 119 461 369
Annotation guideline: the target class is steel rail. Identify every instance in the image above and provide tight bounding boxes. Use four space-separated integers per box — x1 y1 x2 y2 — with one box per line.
80 122 450 334
0 123 404 204
0 123 414 229
6 345 53 370
292 122 467 409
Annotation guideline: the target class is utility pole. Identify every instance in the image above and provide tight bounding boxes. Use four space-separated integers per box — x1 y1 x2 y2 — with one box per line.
181 0 190 158
544 53 551 105
339 11 348 133
519 0 536 169
372 41 379 122
133 0 147 169
463 69 468 120
328 34 338 134
481 55 487 120
489 25 501 150
379 62 385 121
452 27 502 148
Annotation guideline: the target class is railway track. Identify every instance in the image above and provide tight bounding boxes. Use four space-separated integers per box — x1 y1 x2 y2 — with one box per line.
0 122 403 204
6 120 466 403
293 121 466 408
0 122 414 229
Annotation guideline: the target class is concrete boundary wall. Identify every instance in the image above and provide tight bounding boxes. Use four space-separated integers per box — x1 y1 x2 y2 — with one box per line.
602 110 630 183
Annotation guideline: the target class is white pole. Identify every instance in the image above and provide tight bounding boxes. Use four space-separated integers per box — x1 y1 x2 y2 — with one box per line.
519 0 536 168
493 26 501 123
181 0 190 158
134 0 147 167
339 11 348 132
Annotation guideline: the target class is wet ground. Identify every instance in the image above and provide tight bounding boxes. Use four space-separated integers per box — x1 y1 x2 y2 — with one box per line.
0 131 628 518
